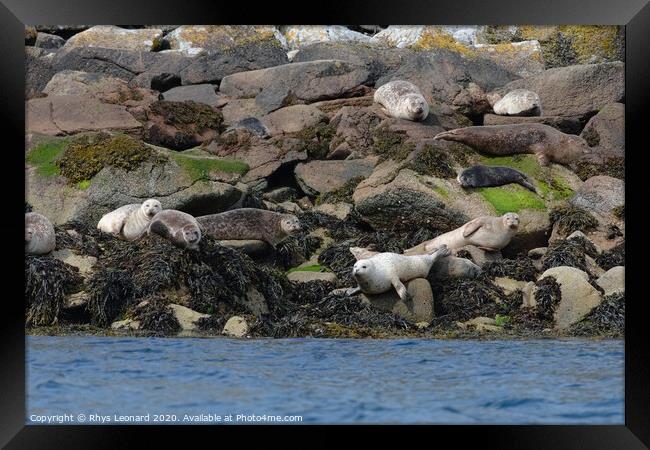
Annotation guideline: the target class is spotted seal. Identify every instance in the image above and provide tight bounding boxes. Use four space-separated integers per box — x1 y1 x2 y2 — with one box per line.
196 208 301 248
404 213 520 254
374 80 429 121
97 199 162 241
25 212 56 255
348 245 450 300
434 123 589 166
458 165 536 192
147 209 202 250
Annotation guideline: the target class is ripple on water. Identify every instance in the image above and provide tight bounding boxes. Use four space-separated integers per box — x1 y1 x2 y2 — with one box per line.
26 337 624 424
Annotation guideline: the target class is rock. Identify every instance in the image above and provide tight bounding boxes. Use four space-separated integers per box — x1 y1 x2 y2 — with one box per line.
483 114 582 134
64 25 163 51
160 84 221 107
295 158 376 196
287 271 338 283
34 32 65 50
313 202 353 221
372 25 483 48
261 105 328 135
223 316 249 338
111 319 141 330
219 60 370 115
361 278 434 323
459 316 503 332
151 73 181 92
141 100 223 150
263 187 297 203
25 26 37 44
296 197 314 210
492 89 541 116
596 266 625 297
25 46 56 98
178 44 289 85
43 70 157 106
64 291 89 310
26 141 247 224
492 62 624 118
580 102 625 160
239 287 269 317
493 277 535 300
165 25 285 53
472 40 545 78
528 247 548 259
168 304 210 332
26 95 142 136
503 209 551 257
51 249 97 278
452 82 491 117
539 266 603 330
569 176 624 221
327 106 383 158
221 99 268 126
281 25 372 50
455 245 502 267
35 25 90 36
277 201 302 214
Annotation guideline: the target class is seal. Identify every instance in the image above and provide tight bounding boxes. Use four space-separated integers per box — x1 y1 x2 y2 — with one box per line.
457 165 536 192
348 245 451 300
196 208 301 248
404 213 520 254
97 199 162 241
25 212 56 255
434 123 589 166
350 247 481 280
374 80 429 121
147 209 202 250
226 117 270 138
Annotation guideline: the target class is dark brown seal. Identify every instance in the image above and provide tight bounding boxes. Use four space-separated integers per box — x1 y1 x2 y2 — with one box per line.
434 123 590 166
196 208 301 247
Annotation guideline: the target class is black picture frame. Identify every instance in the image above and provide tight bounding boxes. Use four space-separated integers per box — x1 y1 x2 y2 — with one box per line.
3 0 648 447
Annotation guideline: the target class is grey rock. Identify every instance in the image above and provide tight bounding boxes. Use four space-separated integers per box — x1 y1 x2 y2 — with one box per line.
160 84 220 107
360 278 434 323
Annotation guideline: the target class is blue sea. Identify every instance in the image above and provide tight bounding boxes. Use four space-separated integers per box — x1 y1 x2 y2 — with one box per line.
26 336 624 424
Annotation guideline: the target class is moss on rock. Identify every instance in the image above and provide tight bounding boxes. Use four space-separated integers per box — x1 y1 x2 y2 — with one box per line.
371 126 416 161
293 122 336 159
149 100 224 132
26 139 69 177
477 185 545 215
172 152 249 180
56 133 167 185
405 144 457 178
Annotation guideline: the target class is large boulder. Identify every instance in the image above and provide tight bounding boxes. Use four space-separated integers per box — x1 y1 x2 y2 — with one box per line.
63 25 163 51
596 266 625 297
25 46 56 98
43 70 157 106
219 60 370 114
580 102 625 160
569 176 624 222
538 266 603 330
261 104 328 135
327 106 383 158
281 26 372 50
26 137 248 224
360 278 435 323
164 25 285 54
140 100 224 150
159 84 221 107
471 41 545 78
26 95 142 136
491 62 624 119
294 158 376 196
483 114 582 134
35 32 65 51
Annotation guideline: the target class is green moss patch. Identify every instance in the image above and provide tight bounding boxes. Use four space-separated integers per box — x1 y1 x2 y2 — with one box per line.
56 133 167 185
76 180 92 190
477 185 545 215
286 264 329 274
172 153 249 181
26 139 69 177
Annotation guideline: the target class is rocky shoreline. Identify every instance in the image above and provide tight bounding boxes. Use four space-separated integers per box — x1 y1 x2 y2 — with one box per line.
25 25 624 339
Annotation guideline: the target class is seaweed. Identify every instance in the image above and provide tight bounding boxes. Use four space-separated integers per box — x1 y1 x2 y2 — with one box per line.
549 205 598 235
596 243 625 270
133 297 181 336
482 257 538 282
293 122 336 159
430 277 505 323
541 239 587 272
573 157 625 181
148 100 224 132
25 256 83 326
275 233 323 269
571 292 624 337
316 176 364 206
87 268 134 327
533 276 562 322
56 133 167 185
405 144 457 179
371 126 416 161
25 202 33 213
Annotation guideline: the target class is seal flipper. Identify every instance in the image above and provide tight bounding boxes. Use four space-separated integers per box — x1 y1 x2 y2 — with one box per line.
462 218 485 238
517 175 537 193
391 277 409 301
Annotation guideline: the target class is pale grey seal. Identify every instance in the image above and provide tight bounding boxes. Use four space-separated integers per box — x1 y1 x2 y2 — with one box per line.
147 209 202 250
97 199 162 241
25 212 56 255
374 80 429 121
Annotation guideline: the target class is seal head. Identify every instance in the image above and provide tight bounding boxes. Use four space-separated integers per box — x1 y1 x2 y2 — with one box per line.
141 199 162 219
280 215 302 235
181 224 202 250
502 212 520 230
404 93 429 121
